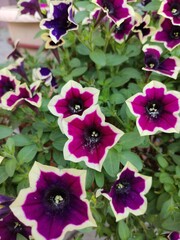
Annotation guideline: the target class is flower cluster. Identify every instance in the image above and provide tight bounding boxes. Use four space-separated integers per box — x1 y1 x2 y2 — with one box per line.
0 0 179 239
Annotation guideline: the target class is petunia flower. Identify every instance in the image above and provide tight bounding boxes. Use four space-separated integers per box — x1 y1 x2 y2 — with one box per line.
61 105 124 171
126 80 180 136
10 162 96 240
40 1 78 44
8 57 28 81
91 0 134 25
142 44 180 79
18 0 41 16
41 32 64 49
158 0 180 25
33 67 58 88
2 82 42 110
111 16 135 43
0 194 14 218
98 162 152 221
0 69 20 109
133 13 155 44
151 18 180 51
0 194 31 240
168 232 180 240
48 80 100 119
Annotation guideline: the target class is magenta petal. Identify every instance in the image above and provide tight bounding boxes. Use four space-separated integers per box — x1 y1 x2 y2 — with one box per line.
125 191 144 210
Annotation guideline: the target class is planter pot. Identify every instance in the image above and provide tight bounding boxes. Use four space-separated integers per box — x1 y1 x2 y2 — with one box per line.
0 5 43 53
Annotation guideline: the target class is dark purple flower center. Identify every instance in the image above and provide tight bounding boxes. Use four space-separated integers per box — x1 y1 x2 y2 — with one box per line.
145 101 163 119
145 56 159 69
68 97 84 114
102 0 115 15
8 221 23 234
115 180 131 195
170 26 180 39
43 186 69 213
115 22 125 33
170 3 180 16
84 128 101 152
0 77 14 97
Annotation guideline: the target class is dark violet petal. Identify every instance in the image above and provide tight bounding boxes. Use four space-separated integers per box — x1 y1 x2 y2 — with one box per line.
6 93 21 107
112 195 126 214
158 58 177 76
131 176 146 193
158 112 177 130
145 87 165 101
168 232 180 240
120 168 135 181
20 0 40 16
138 114 157 131
131 95 147 114
125 191 144 210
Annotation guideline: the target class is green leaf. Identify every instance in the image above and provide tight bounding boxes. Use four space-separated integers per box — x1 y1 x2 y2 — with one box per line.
159 173 174 184
90 50 106 67
76 44 90 55
12 134 32 146
119 151 143 171
157 155 168 168
86 168 94 189
6 138 15 154
0 125 13 139
52 136 67 151
17 144 38 163
70 66 87 77
0 166 8 184
5 158 17 177
16 234 28 240
162 212 180 231
103 148 121 177
74 10 89 23
95 171 104 188
110 93 125 105
111 68 142 87
106 54 128 66
118 220 130 240
120 132 145 149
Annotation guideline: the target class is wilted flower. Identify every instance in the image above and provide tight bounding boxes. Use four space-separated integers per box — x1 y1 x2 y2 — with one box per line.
111 16 134 43
126 80 180 135
0 194 31 240
158 0 180 25
142 44 180 79
0 69 20 108
133 13 155 43
151 18 180 50
40 1 78 43
98 162 152 221
92 0 134 25
2 82 42 110
61 105 124 171
33 67 58 88
10 162 96 240
41 32 64 49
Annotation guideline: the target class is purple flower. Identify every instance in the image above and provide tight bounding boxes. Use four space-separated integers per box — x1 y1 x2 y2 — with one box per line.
111 16 134 43
168 232 180 240
10 162 96 240
98 162 152 221
8 58 28 81
0 212 32 240
41 32 64 49
2 82 42 110
33 67 58 88
40 1 78 44
151 18 180 51
18 0 41 16
0 194 31 240
126 81 180 136
92 0 134 25
142 44 180 79
0 194 14 218
61 105 124 171
0 69 20 109
48 80 100 121
158 0 180 25
133 13 155 44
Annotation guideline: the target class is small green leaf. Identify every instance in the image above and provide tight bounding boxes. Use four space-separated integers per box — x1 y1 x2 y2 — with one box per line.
70 66 87 77
90 50 106 67
74 10 89 23
86 168 94 189
110 93 125 105
16 234 28 240
157 155 168 168
106 54 128 66
52 136 67 151
118 220 130 240
0 125 13 139
0 166 8 184
5 158 17 177
103 148 121 177
120 132 145 149
17 144 38 163
76 44 90 55
95 171 104 188
159 173 174 184
12 134 32 146
119 151 143 171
